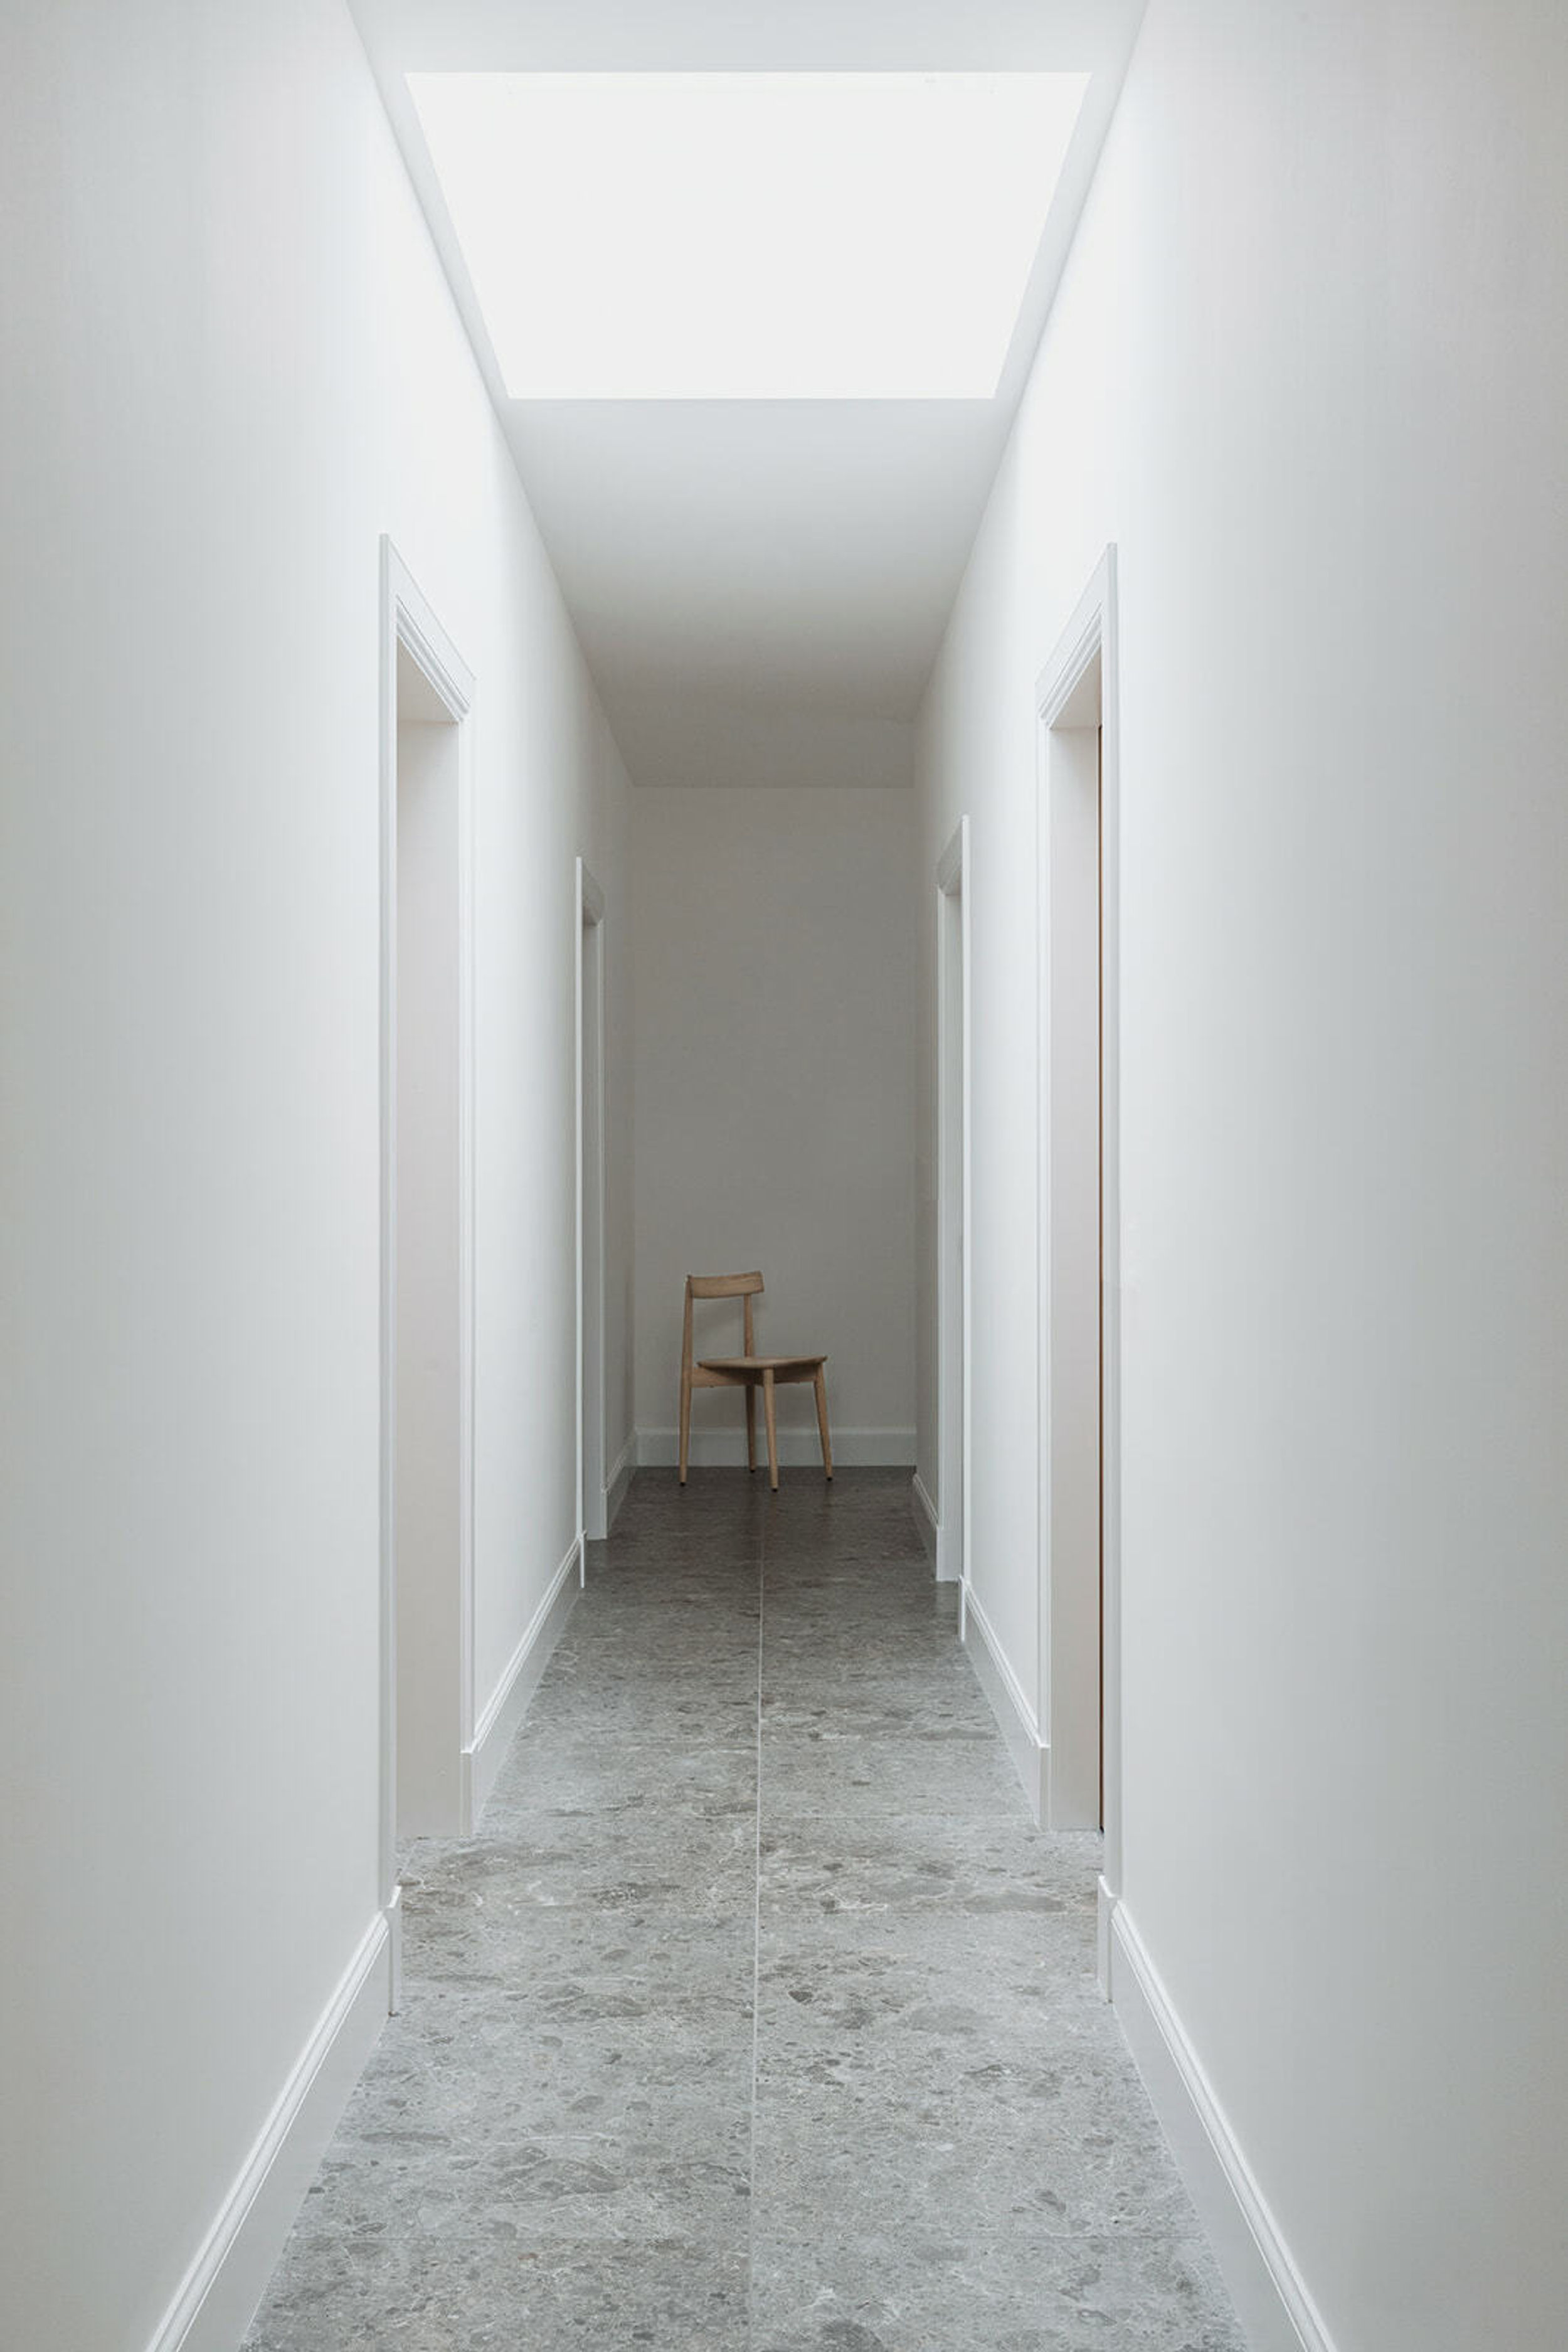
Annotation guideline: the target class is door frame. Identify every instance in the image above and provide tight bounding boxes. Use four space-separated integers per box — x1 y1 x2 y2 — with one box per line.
935 818 972 1610
378 537 477 1995
575 858 607 1555
1034 546 1121 1972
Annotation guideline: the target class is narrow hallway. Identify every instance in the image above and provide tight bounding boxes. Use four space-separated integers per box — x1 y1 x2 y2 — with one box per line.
247 1473 1242 2351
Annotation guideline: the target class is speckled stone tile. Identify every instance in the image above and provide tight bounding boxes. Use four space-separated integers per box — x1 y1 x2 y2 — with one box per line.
750 1943 1196 2248
750 2225 1244 2352
763 1585 958 1644
761 1730 1027 1820
561 1598 760 1640
333 2001 754 2147
752 1927 1106 2081
758 1811 1102 1924
395 1862 758 1991
401 1811 758 1922
481 1733 758 1829
760 1630 963 1683
395 1890 758 2004
244 1470 1241 2352
761 1624 966 1683
758 1678 1005 1746
386 1970 756 2088
764 1535 930 1574
294 2115 751 2243
522 1672 761 1745
553 1611 761 1668
762 1610 960 1652
248 2234 750 2351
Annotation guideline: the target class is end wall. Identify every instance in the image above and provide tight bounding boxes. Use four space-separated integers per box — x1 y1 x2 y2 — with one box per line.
632 784 918 1467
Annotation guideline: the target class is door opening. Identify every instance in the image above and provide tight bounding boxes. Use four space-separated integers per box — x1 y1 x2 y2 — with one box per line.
577 861 607 1551
379 544 476 1999
1035 551 1121 1910
936 820 970 1604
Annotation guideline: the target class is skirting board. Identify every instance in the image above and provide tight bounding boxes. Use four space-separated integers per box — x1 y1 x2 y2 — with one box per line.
605 1434 635 1532
1110 1900 1333 2352
910 1470 961 1583
910 1472 939 1568
462 1536 580 1826
145 1912 391 2352
637 1426 916 1469
961 1585 1049 1824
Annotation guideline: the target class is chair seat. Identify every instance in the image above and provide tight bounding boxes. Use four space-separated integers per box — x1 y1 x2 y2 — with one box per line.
698 1354 826 1374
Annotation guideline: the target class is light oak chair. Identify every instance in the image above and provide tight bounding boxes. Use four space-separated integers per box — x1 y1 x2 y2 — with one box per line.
678 1271 832 1492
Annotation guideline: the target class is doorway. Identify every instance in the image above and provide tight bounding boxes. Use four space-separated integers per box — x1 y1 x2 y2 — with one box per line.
1035 551 1121 1914
379 541 476 1991
576 860 607 1549
935 820 970 1600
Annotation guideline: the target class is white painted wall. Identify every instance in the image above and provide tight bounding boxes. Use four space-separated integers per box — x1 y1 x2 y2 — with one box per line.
633 784 917 1464
0 6 630 2347
915 3 1568 2346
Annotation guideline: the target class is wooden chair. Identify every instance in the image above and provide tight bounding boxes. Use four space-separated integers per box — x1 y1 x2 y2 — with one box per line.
678 1271 832 1493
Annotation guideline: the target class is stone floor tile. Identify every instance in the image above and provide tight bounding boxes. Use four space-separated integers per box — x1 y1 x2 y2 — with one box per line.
245 1470 1241 2352
249 2233 750 2351
756 1811 1101 1923
750 2224 1243 2352
760 1729 1027 1819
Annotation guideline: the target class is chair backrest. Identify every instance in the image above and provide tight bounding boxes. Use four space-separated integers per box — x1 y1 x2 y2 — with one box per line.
682 1270 763 1368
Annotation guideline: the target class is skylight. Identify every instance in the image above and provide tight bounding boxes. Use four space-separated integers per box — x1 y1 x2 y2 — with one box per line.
406 72 1090 400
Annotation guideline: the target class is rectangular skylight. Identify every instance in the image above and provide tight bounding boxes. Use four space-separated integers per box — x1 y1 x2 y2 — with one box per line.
406 72 1090 400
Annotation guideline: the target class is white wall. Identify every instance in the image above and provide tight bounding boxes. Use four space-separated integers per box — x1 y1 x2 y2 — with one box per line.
633 784 917 1464
915 3 1568 2346
0 6 630 2348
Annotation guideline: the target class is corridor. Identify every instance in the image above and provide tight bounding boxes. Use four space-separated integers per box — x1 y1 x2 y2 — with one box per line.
246 1472 1242 2351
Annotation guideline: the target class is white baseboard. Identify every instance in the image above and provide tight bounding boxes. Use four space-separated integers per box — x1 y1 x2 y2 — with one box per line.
604 1434 635 1531
961 1584 1049 1824
462 1536 580 1826
386 1880 403 2015
1096 1873 1116 2001
909 1471 940 1569
1110 1902 1333 2352
907 1467 959 1580
909 1469 962 1583
637 1425 916 1469
145 1912 391 2352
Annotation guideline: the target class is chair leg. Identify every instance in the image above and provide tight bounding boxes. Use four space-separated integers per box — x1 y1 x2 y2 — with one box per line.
745 1381 756 1472
813 1366 834 1480
679 1367 692 1485
762 1370 779 1493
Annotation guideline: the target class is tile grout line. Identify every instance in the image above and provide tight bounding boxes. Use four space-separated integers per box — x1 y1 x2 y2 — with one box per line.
747 1518 766 2348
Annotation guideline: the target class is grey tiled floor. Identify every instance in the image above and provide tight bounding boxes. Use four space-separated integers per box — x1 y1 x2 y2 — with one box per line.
246 1469 1243 2351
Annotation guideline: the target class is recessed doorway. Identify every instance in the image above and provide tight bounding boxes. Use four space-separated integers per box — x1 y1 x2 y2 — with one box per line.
576 859 607 1549
935 819 970 1598
379 542 477 1998
1035 549 1121 1908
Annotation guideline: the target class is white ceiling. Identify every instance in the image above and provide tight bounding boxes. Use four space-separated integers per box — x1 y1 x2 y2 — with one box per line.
347 1 1148 786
